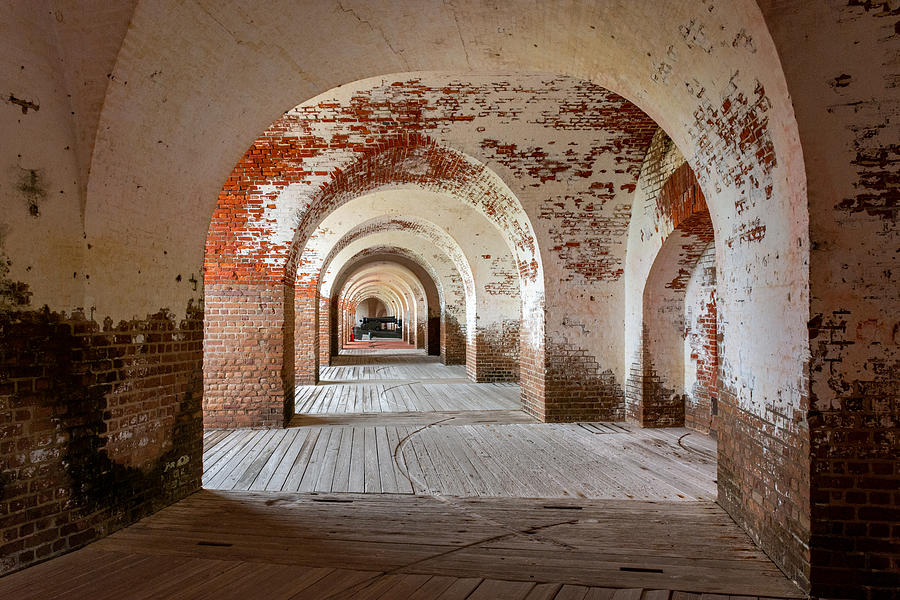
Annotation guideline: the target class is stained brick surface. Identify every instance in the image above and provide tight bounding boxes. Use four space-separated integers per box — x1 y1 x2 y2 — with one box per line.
0 302 202 574
203 284 294 428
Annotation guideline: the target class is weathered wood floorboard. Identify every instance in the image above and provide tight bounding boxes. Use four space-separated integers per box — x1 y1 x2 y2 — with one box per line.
210 350 720 500
205 422 717 501
0 491 803 599
0 348 803 598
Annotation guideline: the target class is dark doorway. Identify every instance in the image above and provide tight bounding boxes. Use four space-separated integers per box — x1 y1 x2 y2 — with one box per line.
427 316 440 355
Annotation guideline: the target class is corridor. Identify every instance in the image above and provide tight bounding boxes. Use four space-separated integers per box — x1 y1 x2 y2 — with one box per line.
204 348 717 501
4 4 895 596
0 348 805 599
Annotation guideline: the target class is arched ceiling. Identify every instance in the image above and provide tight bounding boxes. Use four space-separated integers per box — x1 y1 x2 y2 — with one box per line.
324 231 467 320
65 1 801 322
330 248 441 319
299 189 516 295
340 262 425 316
354 296 389 318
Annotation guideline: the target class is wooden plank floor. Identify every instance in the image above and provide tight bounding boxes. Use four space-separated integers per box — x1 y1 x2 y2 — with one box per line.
291 408 538 427
0 491 803 598
304 348 523 413
203 423 717 501
0 348 804 598
324 347 459 370
295 380 520 413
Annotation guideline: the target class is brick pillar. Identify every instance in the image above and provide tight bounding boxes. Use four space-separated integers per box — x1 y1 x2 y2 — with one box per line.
441 312 466 365
318 296 330 367
685 293 718 434
294 282 319 385
466 320 520 382
521 305 622 423
204 283 294 428
624 327 684 428
519 325 546 420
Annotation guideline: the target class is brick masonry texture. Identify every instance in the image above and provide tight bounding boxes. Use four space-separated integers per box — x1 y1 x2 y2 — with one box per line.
293 286 317 387
684 244 718 435
441 316 466 366
0 293 202 575
625 130 687 426
634 325 686 429
466 319 520 383
782 3 900 595
518 330 546 421
543 338 624 422
203 284 294 429
808 311 900 595
717 385 811 592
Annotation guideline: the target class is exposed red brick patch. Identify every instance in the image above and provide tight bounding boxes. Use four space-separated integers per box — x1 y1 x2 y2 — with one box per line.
203 284 294 428
540 338 624 422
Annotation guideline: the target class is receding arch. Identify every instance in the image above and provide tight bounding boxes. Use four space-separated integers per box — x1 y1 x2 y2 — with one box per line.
340 262 427 344
625 145 719 429
330 243 466 363
316 213 523 381
192 62 808 589
288 166 540 381
638 209 715 427
326 247 444 359
293 212 478 383
281 139 544 374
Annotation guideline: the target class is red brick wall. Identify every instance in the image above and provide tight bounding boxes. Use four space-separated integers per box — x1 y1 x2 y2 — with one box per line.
684 246 717 435
519 337 546 419
808 312 900 596
686 298 718 433
318 297 330 366
518 296 546 418
292 286 318 387
631 325 685 428
787 3 900 591
542 338 624 422
717 384 811 592
465 320 520 383
440 315 466 366
203 284 294 428
0 302 202 575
